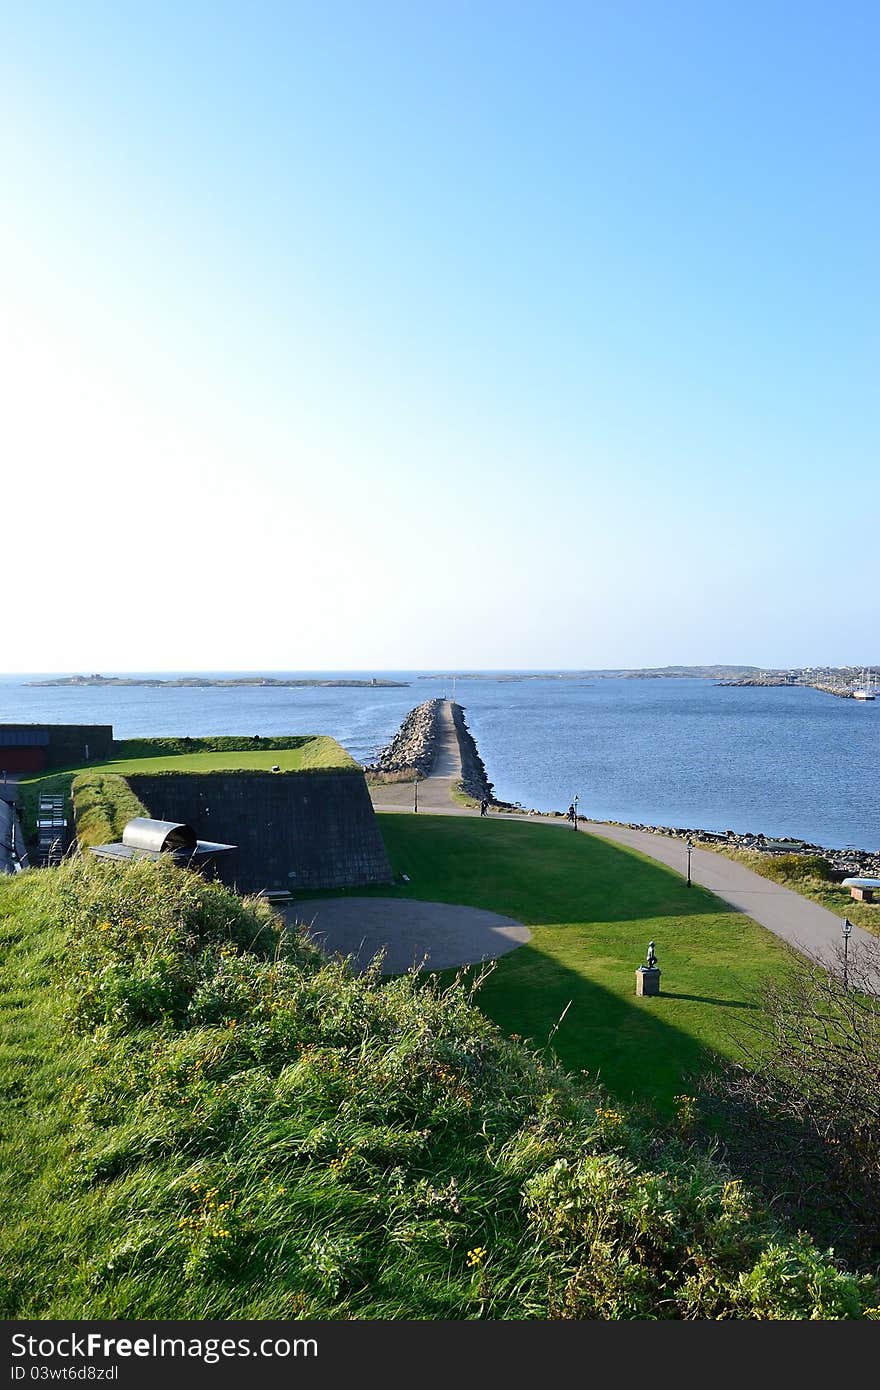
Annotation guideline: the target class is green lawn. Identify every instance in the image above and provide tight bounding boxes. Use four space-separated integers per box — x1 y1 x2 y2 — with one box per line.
59 736 358 777
360 815 792 1111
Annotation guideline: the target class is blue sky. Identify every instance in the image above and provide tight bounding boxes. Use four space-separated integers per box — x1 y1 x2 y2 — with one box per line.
2 2 877 671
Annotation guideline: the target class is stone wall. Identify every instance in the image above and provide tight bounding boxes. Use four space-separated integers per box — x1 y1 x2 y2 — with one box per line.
126 769 392 894
365 700 443 777
449 703 503 804
47 725 114 767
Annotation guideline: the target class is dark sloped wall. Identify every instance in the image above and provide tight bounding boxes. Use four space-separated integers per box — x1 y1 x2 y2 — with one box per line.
126 769 392 893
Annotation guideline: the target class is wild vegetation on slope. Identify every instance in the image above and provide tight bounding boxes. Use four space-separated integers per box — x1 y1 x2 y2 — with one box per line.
18 770 148 851
70 772 150 847
1 858 876 1319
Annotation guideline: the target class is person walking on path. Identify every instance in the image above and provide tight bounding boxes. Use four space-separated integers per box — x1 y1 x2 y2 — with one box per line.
479 798 489 817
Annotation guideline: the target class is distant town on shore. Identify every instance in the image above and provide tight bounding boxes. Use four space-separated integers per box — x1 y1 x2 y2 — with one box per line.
418 665 879 694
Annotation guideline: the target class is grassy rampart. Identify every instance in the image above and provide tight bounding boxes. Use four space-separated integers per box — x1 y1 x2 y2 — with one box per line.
0 856 874 1318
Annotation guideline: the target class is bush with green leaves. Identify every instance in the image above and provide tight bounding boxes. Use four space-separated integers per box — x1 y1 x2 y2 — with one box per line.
700 938 880 1269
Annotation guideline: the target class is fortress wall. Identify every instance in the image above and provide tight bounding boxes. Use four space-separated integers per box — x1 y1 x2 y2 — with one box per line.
126 769 392 894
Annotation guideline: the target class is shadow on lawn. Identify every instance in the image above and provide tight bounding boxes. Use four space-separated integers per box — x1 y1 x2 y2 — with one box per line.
661 992 759 1009
373 814 729 928
469 944 755 1112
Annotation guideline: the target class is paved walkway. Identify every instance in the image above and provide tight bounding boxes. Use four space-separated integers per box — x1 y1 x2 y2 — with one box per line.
289 896 530 975
367 700 464 811
370 726 879 987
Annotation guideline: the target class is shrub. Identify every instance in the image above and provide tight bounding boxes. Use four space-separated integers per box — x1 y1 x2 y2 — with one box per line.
700 938 880 1267
762 853 834 883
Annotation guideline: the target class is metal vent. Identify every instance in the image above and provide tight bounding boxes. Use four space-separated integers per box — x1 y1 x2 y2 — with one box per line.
121 818 198 854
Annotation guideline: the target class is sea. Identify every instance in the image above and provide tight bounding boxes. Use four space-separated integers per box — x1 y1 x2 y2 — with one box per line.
1 672 877 850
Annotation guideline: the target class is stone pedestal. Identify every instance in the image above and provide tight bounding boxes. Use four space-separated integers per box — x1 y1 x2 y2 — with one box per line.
635 966 661 996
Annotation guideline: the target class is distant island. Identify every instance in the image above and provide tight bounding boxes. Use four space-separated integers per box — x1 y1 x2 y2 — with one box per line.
28 674 409 689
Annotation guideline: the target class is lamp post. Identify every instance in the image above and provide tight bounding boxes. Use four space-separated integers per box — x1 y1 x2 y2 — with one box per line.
572 792 579 831
413 771 419 814
686 837 693 887
842 916 853 989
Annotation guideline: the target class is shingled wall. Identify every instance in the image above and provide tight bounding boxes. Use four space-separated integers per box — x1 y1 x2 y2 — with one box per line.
126 769 392 894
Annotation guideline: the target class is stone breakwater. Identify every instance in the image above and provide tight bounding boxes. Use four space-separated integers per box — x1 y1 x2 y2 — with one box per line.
602 821 880 878
449 703 504 805
365 700 444 778
364 700 507 806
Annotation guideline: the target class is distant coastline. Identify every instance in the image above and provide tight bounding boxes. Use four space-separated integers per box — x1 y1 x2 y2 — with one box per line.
7 671 878 848
27 675 409 689
417 665 762 682
719 668 879 699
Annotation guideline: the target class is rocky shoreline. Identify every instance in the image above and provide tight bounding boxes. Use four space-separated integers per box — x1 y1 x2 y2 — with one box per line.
363 700 506 806
449 703 500 804
364 699 444 779
590 820 880 878
719 670 878 700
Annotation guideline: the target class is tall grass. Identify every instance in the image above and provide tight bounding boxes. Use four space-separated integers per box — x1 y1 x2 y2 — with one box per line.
71 772 149 847
16 771 148 851
0 858 876 1319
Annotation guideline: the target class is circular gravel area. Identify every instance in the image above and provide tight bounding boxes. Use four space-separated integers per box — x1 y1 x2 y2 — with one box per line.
289 896 530 975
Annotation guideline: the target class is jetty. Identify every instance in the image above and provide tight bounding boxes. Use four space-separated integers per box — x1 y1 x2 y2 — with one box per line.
367 701 880 991
366 699 494 811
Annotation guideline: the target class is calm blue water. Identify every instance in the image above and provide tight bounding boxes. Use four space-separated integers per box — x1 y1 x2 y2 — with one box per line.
1 672 877 849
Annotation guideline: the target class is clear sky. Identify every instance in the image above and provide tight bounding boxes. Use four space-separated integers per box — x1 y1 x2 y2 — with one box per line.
2 2 877 672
